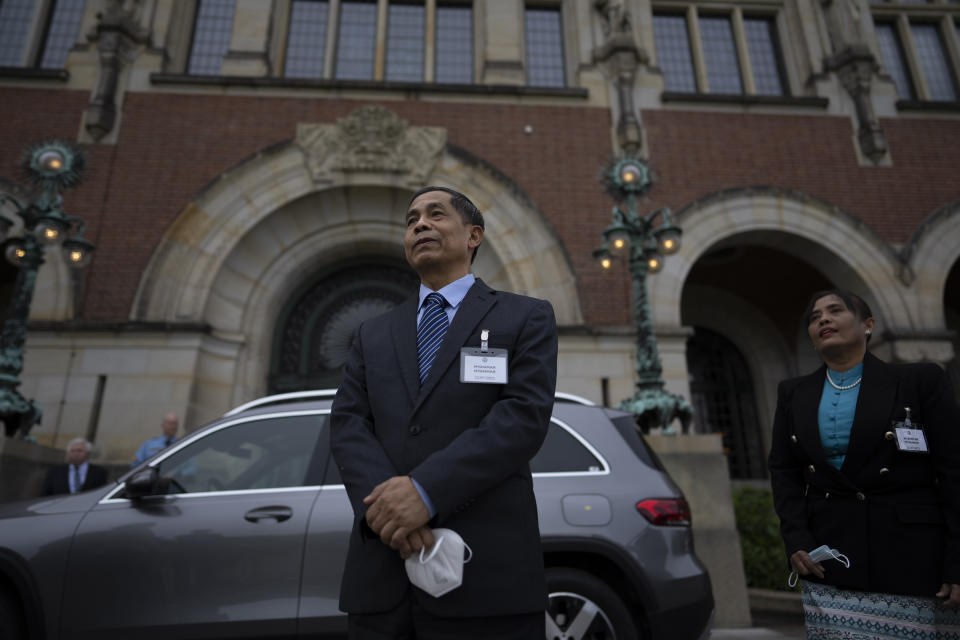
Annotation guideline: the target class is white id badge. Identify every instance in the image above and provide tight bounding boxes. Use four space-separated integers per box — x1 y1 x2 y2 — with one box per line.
460 348 508 384
894 426 929 453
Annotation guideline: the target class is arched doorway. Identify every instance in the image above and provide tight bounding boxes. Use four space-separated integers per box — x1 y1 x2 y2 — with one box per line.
269 261 418 392
681 242 835 476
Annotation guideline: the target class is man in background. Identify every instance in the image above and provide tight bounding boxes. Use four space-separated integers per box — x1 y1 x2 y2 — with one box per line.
42 438 108 495
132 412 179 466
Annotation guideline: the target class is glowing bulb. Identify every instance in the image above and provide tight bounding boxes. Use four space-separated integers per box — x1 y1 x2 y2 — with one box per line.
613 238 626 250
647 257 662 273
15 248 25 259
44 227 59 240
662 239 674 251
38 149 67 172
600 258 612 270
69 250 83 263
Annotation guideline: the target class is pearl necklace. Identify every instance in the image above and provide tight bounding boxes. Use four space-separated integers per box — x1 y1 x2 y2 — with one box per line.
826 370 862 391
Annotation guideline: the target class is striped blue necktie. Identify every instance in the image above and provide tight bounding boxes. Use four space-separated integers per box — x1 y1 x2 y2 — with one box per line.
417 293 449 385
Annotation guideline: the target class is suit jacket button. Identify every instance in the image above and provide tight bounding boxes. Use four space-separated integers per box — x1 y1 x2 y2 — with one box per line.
790 435 798 443
409 425 422 435
885 431 895 440
879 467 890 475
856 492 865 501
808 464 815 472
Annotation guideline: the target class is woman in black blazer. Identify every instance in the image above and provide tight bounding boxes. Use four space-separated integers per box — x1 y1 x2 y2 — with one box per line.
768 289 960 637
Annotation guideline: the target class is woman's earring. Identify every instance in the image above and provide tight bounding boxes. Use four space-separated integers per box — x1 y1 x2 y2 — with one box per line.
865 330 872 336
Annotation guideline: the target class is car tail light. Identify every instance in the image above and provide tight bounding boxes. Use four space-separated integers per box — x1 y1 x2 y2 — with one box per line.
636 498 691 526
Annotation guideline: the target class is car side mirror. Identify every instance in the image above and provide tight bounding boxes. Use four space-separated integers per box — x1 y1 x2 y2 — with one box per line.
125 467 159 498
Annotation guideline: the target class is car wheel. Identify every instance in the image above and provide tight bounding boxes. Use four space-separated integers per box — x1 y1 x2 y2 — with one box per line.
0 590 26 640
545 567 640 640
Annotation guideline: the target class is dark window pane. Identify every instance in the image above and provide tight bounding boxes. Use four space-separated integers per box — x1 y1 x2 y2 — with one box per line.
188 0 236 76
386 2 424 82
157 415 324 492
285 0 329 78
524 7 565 87
744 17 784 95
38 0 85 69
653 14 697 92
700 15 743 94
436 4 472 83
875 23 914 99
0 0 35 67
911 23 957 100
335 1 376 80
530 422 604 473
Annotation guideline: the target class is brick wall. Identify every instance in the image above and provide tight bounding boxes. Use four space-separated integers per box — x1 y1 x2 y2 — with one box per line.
1 88 958 327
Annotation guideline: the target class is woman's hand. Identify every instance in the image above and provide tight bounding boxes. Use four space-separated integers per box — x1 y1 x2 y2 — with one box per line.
790 550 825 579
936 583 960 607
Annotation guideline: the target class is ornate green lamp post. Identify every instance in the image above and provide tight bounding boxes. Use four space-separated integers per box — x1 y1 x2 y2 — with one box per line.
0 141 94 437
594 157 692 433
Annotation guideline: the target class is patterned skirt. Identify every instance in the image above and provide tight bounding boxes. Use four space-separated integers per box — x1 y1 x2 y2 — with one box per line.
802 581 960 639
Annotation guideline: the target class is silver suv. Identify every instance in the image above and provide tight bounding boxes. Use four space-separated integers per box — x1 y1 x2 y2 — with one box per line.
0 391 714 640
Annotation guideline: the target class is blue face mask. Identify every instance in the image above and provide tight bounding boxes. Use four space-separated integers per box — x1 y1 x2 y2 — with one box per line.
788 544 851 587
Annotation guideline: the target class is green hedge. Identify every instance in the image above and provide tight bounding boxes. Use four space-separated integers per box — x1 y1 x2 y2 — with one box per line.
732 486 797 592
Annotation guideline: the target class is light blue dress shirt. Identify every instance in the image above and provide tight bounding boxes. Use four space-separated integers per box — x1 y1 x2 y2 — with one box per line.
817 363 863 469
132 435 178 466
69 461 89 494
411 273 476 518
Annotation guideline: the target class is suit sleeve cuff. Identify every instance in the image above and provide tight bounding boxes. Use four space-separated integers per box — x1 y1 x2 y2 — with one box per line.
410 476 437 519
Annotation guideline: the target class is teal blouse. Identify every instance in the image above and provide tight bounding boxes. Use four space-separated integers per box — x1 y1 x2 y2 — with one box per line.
817 363 864 469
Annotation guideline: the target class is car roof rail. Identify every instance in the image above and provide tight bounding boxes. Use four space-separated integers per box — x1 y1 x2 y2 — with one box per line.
553 392 596 406
224 389 595 417
223 389 338 417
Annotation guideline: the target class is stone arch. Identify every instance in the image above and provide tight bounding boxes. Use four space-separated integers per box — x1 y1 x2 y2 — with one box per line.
132 106 582 420
648 187 910 333
903 200 960 332
133 106 582 327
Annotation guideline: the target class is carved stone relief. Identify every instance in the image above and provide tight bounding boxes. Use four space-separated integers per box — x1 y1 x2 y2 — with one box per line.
821 0 888 163
592 0 646 156
85 0 150 141
296 106 447 186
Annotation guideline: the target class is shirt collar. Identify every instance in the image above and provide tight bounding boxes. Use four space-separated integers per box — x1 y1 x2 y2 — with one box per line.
418 273 475 311
827 362 864 384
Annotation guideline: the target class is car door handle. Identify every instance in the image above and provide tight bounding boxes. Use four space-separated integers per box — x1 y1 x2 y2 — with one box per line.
244 506 293 523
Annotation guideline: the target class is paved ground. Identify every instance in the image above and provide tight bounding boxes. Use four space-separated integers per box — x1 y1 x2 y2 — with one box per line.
710 611 807 639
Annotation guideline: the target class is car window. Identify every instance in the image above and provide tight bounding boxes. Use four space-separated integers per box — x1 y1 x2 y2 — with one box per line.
156 414 325 493
530 420 604 473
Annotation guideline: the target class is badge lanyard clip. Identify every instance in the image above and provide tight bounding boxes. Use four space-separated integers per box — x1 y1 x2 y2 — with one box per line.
480 329 490 353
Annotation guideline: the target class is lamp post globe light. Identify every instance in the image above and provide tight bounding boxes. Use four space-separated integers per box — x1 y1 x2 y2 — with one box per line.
0 141 95 438
594 157 692 434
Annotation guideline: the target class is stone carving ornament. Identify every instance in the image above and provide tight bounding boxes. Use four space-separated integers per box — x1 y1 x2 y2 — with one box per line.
296 106 447 186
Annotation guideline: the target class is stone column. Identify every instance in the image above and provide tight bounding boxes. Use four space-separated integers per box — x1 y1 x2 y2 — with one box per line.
221 0 271 76
480 0 525 84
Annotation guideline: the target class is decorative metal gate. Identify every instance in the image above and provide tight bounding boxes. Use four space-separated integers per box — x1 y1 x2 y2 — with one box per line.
686 327 767 479
270 262 418 393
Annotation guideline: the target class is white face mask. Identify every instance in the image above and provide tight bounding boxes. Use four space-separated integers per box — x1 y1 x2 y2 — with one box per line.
404 528 473 598
788 544 851 587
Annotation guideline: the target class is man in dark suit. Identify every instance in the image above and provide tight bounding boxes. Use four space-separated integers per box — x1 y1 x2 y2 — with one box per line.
42 438 108 496
331 186 558 638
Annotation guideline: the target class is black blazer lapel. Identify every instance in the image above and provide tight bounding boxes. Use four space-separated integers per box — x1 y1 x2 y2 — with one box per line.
840 352 897 477
390 293 421 404
414 279 497 411
793 367 830 468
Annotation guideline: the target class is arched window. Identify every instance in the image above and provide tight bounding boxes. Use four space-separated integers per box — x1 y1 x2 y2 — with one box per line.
270 262 418 392
686 327 767 479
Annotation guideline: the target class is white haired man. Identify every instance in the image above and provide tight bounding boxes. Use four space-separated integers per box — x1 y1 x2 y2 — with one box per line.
42 438 108 496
